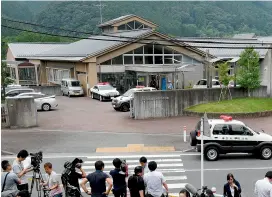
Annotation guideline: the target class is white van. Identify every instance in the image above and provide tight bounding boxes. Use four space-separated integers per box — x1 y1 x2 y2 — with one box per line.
61 78 84 97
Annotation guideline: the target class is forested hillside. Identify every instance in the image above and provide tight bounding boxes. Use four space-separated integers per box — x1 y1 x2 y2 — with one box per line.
2 1 272 37
1 1 272 59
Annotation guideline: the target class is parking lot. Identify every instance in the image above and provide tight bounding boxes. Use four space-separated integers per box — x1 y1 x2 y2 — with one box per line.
35 96 272 134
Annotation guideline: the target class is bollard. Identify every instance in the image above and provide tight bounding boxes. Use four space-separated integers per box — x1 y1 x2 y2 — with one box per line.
183 126 187 142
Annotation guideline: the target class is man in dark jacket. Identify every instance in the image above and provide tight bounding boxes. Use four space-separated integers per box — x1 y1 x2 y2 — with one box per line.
128 166 145 197
110 158 126 197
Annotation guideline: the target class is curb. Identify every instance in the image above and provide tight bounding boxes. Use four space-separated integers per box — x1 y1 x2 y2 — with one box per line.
183 110 272 118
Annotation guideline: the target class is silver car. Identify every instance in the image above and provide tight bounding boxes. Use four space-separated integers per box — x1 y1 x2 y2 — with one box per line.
112 87 156 112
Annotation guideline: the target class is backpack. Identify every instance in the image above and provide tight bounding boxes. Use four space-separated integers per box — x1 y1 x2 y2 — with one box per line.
119 159 128 177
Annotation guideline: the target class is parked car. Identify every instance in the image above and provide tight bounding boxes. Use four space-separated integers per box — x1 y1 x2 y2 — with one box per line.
90 82 120 101
5 88 35 97
112 86 156 112
193 79 221 89
61 78 84 97
15 92 58 111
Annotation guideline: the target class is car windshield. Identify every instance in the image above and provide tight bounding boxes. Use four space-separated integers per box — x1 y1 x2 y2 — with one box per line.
98 85 114 90
123 89 135 97
70 81 80 87
197 80 207 85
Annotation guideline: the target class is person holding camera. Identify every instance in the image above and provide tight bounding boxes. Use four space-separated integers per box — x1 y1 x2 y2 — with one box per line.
12 150 32 191
110 158 127 197
64 160 86 197
41 162 62 197
1 160 21 197
80 160 113 197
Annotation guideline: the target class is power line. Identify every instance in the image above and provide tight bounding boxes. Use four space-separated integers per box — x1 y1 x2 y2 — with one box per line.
2 17 271 46
2 24 272 49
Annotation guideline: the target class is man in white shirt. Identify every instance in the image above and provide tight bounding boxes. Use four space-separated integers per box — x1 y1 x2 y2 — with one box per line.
143 161 168 197
255 171 272 197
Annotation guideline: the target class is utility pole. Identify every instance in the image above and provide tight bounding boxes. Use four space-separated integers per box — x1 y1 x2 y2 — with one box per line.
94 0 106 25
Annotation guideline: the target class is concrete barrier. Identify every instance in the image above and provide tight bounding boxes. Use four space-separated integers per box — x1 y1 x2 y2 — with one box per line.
32 85 62 96
6 96 38 128
133 86 267 119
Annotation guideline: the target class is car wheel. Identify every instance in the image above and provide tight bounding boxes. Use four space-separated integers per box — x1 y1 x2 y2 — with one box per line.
121 103 130 112
42 103 51 111
62 91 65 96
190 131 197 146
260 146 272 160
99 95 103 102
204 146 219 161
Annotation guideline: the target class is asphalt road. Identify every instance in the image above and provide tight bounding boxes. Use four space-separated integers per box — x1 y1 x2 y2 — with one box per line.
2 153 271 197
1 129 192 154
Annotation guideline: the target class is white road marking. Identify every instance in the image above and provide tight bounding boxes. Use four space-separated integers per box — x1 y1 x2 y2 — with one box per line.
82 163 183 170
86 154 182 159
185 166 272 172
84 158 182 164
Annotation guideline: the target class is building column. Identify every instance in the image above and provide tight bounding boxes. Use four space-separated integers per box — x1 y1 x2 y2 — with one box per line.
34 64 39 86
15 66 19 85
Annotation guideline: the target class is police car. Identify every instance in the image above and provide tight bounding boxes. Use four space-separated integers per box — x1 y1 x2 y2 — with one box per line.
190 115 272 161
90 82 120 101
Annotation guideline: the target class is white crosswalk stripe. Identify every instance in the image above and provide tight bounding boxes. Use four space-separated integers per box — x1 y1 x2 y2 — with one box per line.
80 153 188 196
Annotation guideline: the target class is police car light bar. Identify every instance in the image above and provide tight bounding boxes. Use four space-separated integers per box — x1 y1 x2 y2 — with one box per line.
97 82 110 85
220 115 233 121
136 86 145 88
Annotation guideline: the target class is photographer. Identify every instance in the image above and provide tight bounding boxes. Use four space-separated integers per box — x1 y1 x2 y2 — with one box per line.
41 163 62 197
64 161 86 197
110 158 126 197
12 150 32 191
1 160 21 197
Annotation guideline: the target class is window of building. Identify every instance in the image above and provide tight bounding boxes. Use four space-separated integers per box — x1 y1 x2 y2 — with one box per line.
134 46 144 54
46 67 70 84
135 21 144 29
154 56 163 64
118 24 126 31
144 44 153 55
154 45 163 54
124 56 133 64
164 56 173 64
135 56 144 64
127 21 135 29
173 55 182 64
145 56 153 64
101 59 112 65
112 55 123 65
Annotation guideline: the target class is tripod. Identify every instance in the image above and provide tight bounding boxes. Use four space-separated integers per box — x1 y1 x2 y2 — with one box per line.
29 167 49 197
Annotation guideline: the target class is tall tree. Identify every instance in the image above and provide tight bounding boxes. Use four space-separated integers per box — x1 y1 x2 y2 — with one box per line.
218 62 233 100
1 62 14 101
236 47 261 97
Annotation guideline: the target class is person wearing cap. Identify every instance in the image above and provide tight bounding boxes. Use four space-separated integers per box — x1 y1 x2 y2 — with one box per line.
254 171 272 197
144 161 169 197
128 166 145 197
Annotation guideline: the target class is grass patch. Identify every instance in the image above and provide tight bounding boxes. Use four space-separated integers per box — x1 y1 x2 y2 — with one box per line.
186 98 272 113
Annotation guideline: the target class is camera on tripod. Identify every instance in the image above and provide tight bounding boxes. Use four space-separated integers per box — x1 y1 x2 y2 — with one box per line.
30 151 43 171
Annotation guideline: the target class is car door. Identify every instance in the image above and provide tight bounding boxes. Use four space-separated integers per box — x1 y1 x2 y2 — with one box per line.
211 124 232 152
92 86 98 98
228 124 257 152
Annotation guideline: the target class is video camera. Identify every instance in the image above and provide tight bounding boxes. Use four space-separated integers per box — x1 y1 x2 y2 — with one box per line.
30 151 43 171
61 158 84 197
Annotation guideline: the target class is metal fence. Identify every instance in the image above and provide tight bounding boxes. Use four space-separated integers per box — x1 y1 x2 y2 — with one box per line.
1 104 9 128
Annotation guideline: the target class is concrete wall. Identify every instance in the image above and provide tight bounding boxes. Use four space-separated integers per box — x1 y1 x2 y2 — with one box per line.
32 85 62 96
132 86 268 119
6 97 38 128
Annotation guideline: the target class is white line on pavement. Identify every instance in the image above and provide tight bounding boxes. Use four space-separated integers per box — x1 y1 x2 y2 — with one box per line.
86 154 182 159
84 158 182 164
185 166 272 172
82 163 184 170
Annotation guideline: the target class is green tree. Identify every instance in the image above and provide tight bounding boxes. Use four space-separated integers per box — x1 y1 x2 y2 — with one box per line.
236 47 261 97
218 62 233 100
1 62 14 101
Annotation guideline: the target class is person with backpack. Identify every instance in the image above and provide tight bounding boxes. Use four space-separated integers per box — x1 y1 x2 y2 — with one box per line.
1 160 21 197
110 158 127 197
128 166 145 197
